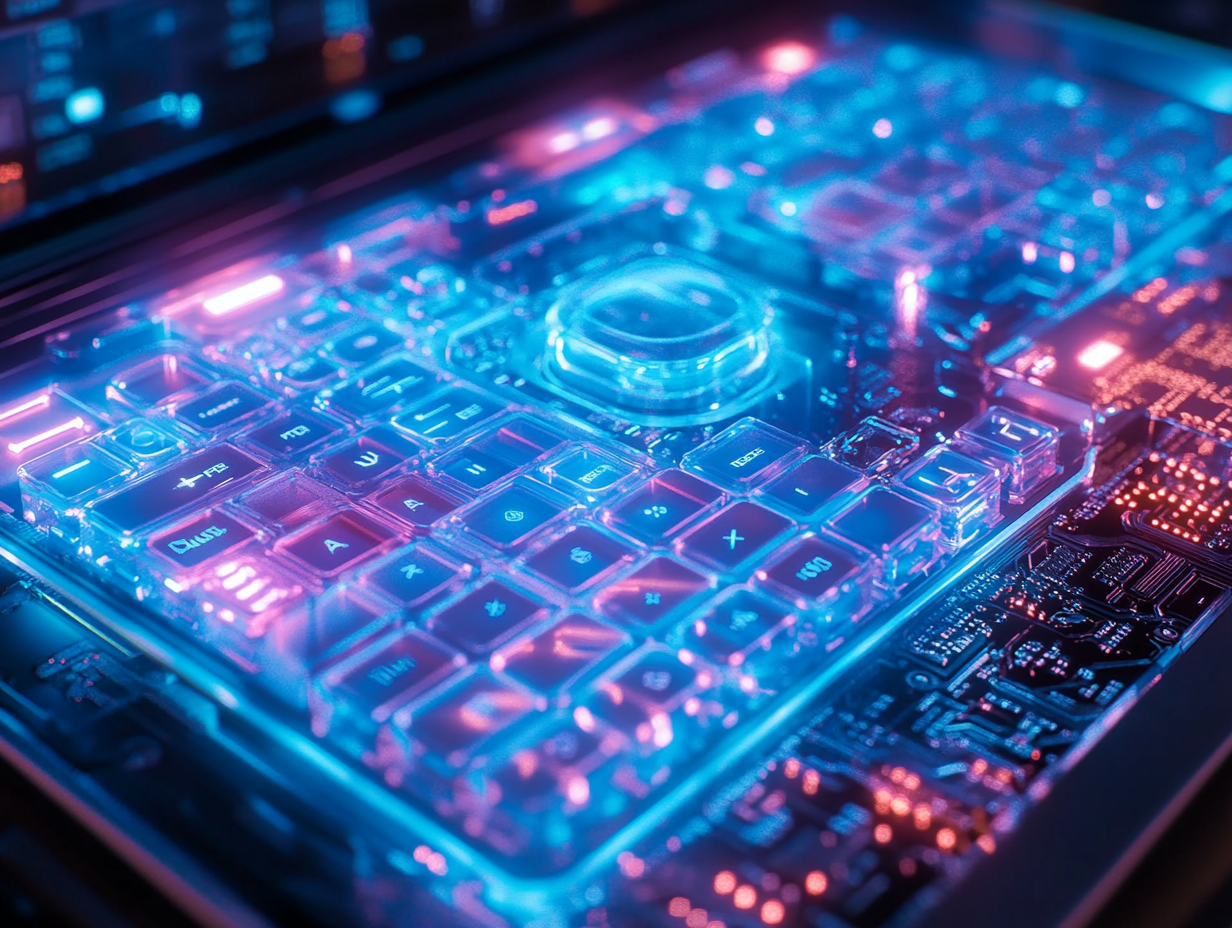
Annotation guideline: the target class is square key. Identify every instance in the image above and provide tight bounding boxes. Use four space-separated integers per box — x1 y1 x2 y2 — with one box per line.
484 416 567 466
525 524 634 592
245 409 339 459
829 487 942 587
675 501 794 573
830 417 920 476
434 448 515 492
676 589 791 668
895 445 1001 545
366 475 461 529
680 417 807 490
604 470 723 545
393 388 503 442
320 630 462 724
316 357 438 421
112 355 209 406
757 534 873 620
19 442 128 500
954 405 1059 504
400 674 535 764
239 473 341 530
491 724 603 811
494 615 626 694
150 511 254 569
594 556 711 626
361 546 470 608
323 325 404 365
428 580 546 654
543 447 638 497
271 591 392 669
458 480 567 549
592 650 704 732
279 510 397 577
316 427 418 488
175 381 272 433
273 354 337 390
757 455 866 517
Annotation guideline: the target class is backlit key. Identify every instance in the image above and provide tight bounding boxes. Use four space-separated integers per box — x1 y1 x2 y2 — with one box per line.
458 480 567 549
495 615 626 694
757 454 866 517
428 581 545 654
279 510 396 577
361 546 469 607
151 511 254 568
316 357 437 420
525 524 634 591
320 630 462 723
604 470 723 545
245 410 338 458
393 388 502 442
317 427 417 488
175 381 272 432
367 476 461 529
681 417 807 490
594 556 710 626
675 500 794 573
400 673 535 764
111 355 209 406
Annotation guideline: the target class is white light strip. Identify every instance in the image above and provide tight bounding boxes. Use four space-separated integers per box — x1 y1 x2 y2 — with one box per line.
202 274 285 317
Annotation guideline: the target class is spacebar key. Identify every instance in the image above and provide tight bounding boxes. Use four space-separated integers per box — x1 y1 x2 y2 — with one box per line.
92 444 265 533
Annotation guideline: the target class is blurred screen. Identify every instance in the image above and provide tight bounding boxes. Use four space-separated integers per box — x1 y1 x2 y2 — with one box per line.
0 0 629 228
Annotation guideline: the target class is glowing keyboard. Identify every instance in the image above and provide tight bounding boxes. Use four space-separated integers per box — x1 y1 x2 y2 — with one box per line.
2 19 1231 923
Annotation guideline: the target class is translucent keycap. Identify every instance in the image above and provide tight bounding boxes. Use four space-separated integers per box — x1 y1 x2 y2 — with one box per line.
756 454 866 517
681 417 807 490
674 588 798 689
393 387 503 442
150 510 254 569
590 649 710 741
270 589 393 672
396 673 536 767
756 533 874 622
427 580 546 655
315 356 438 421
828 416 920 476
603 470 723 544
315 427 418 488
360 544 470 608
239 473 342 530
244 409 339 459
175 381 273 434
542 446 639 498
828 487 942 587
675 500 794 573
111 355 210 406
322 325 404 365
493 615 627 695
953 405 1059 504
457 480 568 549
594 556 711 626
366 475 461 529
102 420 188 468
524 524 634 592
895 445 1001 545
277 510 398 577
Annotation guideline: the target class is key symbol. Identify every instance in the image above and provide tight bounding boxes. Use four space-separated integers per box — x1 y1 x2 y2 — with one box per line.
569 547 593 564
400 563 425 579
403 498 424 511
324 539 349 554
504 510 525 523
354 450 381 468
484 599 507 617
723 529 745 550
645 505 668 519
645 592 661 605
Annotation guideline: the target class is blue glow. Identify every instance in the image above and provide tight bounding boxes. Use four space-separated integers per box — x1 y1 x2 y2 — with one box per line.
387 34 424 62
65 87 104 124
1054 81 1085 108
178 93 202 128
331 89 380 124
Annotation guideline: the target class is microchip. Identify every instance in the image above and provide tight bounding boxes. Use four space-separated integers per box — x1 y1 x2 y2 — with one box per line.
904 604 995 670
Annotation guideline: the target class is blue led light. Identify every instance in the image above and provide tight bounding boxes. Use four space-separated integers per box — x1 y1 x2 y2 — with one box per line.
331 89 380 123
178 93 202 128
65 87 104 124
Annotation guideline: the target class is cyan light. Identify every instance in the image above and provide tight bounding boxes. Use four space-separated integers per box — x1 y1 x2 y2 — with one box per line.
65 87 104 124
178 93 202 127
331 89 380 123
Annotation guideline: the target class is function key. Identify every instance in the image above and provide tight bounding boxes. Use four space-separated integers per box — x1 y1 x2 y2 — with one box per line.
675 500 794 573
458 480 568 549
175 382 273 433
525 524 635 592
316 357 438 421
245 410 338 459
433 448 516 492
111 355 209 406
604 470 723 545
543 446 639 497
19 443 127 499
494 615 626 695
428 580 545 654
366 476 461 529
757 455 865 517
594 556 710 626
393 388 503 442
319 630 462 724
91 445 264 533
361 546 469 608
278 510 397 577
316 427 418 488
681 417 807 490
150 511 254 568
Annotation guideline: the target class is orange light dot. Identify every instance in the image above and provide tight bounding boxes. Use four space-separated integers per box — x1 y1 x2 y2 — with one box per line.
937 828 957 851
890 796 911 816
802 769 820 795
714 871 737 895
874 823 893 844
805 871 828 895
977 833 997 854
761 899 785 925
734 885 758 910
